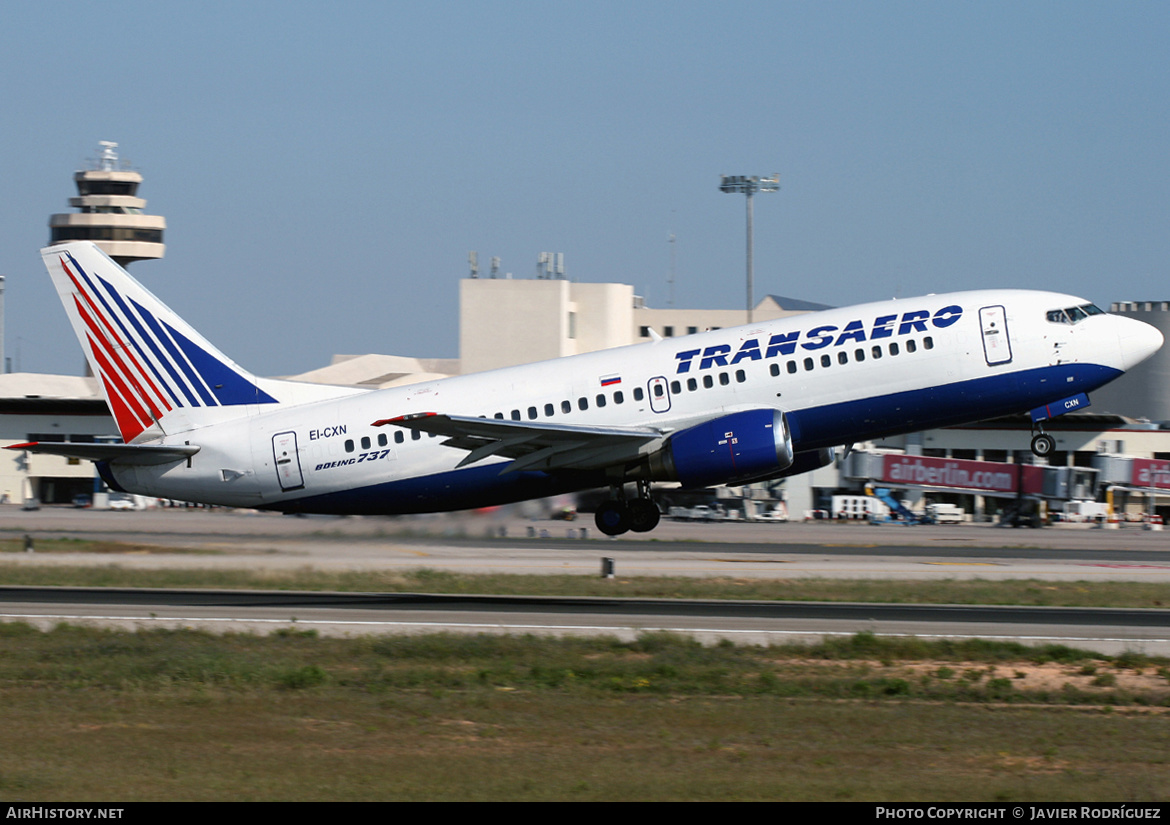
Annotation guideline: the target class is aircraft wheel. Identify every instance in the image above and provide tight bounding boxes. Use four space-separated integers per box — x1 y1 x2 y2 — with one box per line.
594 500 630 536
627 498 661 533
1030 433 1056 457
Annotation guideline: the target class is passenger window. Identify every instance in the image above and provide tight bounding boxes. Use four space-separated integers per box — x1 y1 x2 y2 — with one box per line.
703 375 714 389
890 343 900 356
769 363 780 377
906 340 917 353
494 412 504 419
544 403 555 416
821 354 831 368
344 439 354 453
670 380 681 394
803 357 814 371
578 397 589 411
854 349 865 362
411 430 421 441
378 433 388 447
562 400 572 414
838 351 848 365
735 369 746 383
924 337 934 350
511 410 521 421
361 436 371 450
687 378 698 391
633 387 644 401
527 406 537 419
719 373 730 386
653 383 664 397
394 431 404 444
872 346 883 360
787 360 797 374
596 394 607 408
614 391 624 404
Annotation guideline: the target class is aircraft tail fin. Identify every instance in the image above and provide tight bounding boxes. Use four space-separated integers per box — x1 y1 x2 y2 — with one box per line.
42 242 281 443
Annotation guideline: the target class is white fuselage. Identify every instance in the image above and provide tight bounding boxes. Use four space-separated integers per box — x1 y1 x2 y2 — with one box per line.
107 289 1162 514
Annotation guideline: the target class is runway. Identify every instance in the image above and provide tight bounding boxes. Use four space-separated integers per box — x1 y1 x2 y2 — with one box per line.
1 507 1169 653
3 505 1170 580
1 586 1168 655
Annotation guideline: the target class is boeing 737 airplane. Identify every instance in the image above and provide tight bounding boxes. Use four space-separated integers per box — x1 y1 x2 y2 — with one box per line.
11 242 1163 535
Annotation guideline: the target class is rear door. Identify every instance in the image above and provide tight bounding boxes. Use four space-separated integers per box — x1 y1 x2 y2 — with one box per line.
272 431 305 491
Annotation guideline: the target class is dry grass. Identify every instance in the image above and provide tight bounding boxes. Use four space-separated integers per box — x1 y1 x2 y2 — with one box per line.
1 624 1169 801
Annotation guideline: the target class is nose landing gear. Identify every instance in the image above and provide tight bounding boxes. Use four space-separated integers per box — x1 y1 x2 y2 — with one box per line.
1030 428 1056 457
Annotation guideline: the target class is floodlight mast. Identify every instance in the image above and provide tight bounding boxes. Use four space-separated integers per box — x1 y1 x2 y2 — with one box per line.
719 174 779 323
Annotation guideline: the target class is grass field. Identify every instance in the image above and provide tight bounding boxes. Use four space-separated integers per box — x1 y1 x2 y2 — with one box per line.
1 624 1169 801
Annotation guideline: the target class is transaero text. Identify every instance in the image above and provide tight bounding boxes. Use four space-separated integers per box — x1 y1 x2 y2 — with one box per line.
673 305 962 373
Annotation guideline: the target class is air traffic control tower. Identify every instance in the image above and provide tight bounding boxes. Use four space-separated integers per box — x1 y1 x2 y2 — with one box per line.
48 141 165 267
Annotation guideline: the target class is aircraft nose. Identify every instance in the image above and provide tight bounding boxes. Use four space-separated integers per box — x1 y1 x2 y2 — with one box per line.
1117 316 1164 370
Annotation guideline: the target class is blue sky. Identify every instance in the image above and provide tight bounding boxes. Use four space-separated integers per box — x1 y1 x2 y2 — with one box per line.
1 1 1167 377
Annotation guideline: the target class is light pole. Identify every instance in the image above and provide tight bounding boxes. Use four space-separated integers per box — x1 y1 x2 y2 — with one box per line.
720 174 779 323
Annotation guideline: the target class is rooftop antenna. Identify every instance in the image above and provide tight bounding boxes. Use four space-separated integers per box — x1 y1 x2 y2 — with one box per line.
97 141 120 171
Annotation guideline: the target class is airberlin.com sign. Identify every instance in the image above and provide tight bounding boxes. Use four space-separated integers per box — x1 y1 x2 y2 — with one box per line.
1132 459 1170 490
881 455 1043 495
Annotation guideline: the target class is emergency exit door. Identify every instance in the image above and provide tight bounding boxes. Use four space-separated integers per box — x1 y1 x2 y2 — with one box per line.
647 376 672 413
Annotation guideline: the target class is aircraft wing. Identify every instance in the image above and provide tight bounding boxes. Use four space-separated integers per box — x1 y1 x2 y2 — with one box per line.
373 413 668 473
7 442 200 466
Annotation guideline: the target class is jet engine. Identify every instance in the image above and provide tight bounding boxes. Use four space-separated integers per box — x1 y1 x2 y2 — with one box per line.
776 447 836 478
648 408 795 488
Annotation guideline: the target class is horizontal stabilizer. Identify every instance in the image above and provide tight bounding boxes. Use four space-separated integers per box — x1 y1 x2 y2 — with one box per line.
7 441 199 466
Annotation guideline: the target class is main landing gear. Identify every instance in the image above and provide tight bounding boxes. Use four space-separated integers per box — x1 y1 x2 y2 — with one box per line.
594 480 660 536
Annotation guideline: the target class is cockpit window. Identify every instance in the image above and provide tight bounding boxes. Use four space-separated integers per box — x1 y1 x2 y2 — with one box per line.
1046 303 1105 325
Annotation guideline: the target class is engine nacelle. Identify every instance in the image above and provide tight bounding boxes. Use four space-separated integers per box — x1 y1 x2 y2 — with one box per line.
775 447 836 479
650 408 795 489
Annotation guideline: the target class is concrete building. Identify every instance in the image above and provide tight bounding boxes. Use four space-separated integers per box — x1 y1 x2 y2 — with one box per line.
458 276 822 374
1090 301 1170 422
820 413 1170 523
48 141 165 266
0 374 116 506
